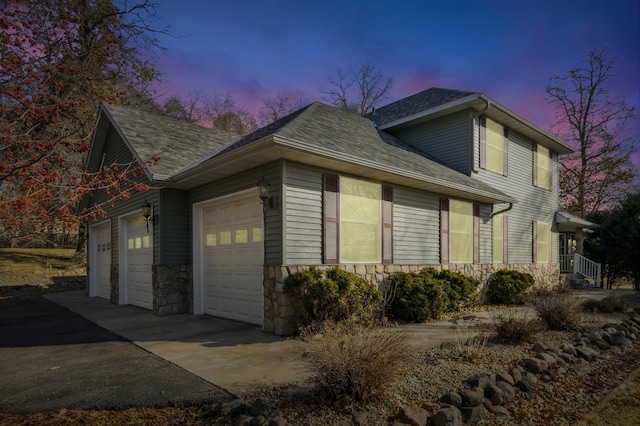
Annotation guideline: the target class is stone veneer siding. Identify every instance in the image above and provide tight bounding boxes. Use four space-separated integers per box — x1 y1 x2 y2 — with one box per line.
152 264 193 316
263 263 561 336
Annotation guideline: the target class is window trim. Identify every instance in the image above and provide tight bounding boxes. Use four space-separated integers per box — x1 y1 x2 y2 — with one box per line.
533 221 552 264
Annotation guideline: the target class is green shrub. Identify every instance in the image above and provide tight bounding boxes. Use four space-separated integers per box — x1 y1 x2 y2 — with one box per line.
387 270 449 322
434 268 480 309
297 321 415 403
284 267 382 328
386 268 479 322
487 270 534 305
532 293 581 330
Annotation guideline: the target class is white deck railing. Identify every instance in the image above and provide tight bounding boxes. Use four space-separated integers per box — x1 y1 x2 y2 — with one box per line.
559 254 573 274
573 253 601 288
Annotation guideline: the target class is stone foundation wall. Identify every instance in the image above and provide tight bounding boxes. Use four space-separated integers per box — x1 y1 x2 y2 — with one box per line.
152 264 192 316
263 263 561 336
110 263 119 304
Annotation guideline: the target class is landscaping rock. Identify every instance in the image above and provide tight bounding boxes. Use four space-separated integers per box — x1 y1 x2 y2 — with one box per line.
395 406 428 426
561 343 577 356
517 374 535 392
460 389 484 407
496 371 514 386
575 345 599 361
532 342 547 353
484 384 507 405
440 391 462 407
522 357 549 374
430 405 462 426
460 405 489 422
496 381 516 399
465 373 495 390
536 351 557 367
510 367 523 384
219 398 247 416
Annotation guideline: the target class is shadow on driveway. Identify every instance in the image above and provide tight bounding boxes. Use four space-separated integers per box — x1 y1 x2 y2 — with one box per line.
0 298 231 414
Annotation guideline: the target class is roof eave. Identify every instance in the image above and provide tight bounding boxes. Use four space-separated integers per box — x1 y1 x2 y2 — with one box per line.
168 134 515 204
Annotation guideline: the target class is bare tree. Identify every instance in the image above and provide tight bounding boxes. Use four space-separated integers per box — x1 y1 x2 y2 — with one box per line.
546 48 637 218
320 63 393 115
258 94 308 126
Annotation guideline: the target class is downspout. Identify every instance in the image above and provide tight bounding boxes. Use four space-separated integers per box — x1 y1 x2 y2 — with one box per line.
491 203 513 218
471 97 491 173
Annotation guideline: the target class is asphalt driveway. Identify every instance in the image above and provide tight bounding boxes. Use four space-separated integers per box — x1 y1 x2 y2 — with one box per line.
0 298 231 414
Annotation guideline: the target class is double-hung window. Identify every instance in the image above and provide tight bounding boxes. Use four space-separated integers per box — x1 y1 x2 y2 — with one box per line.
480 116 508 176
534 144 551 190
533 221 551 264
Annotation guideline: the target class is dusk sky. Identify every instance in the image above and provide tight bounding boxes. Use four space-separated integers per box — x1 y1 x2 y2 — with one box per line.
148 0 640 168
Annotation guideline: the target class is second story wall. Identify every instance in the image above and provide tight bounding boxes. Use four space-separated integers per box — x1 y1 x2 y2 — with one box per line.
391 110 473 174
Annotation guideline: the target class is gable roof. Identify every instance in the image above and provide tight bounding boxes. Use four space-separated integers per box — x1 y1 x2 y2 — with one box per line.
371 87 573 155
172 102 515 204
87 103 238 181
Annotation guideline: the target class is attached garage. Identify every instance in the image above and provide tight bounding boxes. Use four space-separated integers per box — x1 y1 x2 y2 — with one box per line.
195 191 264 325
120 214 153 309
89 222 111 300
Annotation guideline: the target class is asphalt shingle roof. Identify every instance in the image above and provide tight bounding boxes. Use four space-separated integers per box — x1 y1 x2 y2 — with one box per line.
199 102 512 201
371 87 475 126
103 104 238 180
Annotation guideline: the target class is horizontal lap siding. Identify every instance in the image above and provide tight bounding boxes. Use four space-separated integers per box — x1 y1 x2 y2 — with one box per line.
284 163 323 265
474 123 559 264
160 189 190 264
189 163 282 265
393 110 472 174
89 125 160 264
393 187 440 264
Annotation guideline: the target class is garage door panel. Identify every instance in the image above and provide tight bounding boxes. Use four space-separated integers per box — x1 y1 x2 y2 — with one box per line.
202 194 263 324
124 216 153 310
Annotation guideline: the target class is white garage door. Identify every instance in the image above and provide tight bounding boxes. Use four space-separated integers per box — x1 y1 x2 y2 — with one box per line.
202 194 263 324
125 216 153 309
91 223 111 300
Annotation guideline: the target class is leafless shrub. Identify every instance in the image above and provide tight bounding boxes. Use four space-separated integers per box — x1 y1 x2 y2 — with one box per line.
297 321 415 403
532 293 582 330
493 309 543 344
581 296 627 313
449 315 491 362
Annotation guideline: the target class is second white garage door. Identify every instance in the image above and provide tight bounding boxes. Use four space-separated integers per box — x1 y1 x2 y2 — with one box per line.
124 215 153 309
202 193 263 325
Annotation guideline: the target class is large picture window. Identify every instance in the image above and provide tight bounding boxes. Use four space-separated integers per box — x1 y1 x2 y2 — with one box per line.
323 175 393 264
340 177 381 263
493 215 503 264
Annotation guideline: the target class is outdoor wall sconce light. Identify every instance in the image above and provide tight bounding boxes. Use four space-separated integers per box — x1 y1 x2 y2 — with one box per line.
142 201 155 231
256 176 277 209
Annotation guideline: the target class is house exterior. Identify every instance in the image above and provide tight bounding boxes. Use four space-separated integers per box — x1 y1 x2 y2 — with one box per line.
81 87 574 335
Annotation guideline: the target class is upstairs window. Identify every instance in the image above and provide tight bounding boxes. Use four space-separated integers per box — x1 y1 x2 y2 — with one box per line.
480 116 508 176
534 144 551 190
